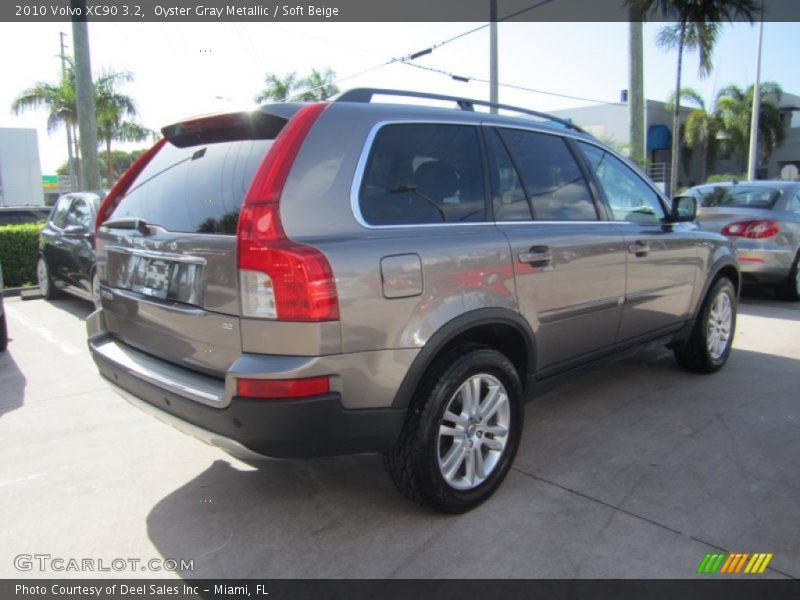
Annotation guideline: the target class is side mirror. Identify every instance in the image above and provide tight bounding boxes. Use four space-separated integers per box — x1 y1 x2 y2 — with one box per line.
669 195 697 222
63 224 90 238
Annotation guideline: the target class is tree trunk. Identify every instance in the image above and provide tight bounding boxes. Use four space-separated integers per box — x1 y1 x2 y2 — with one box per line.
106 135 113 186
700 136 708 184
628 19 645 167
670 25 685 196
72 123 82 189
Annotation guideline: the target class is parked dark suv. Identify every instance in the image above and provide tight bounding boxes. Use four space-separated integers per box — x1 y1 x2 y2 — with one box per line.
87 89 740 512
38 192 103 307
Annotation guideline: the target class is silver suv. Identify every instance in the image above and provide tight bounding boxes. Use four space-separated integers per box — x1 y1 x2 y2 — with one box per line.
87 89 740 513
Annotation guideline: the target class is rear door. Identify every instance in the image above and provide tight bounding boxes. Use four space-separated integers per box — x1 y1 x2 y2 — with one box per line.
96 112 288 376
577 142 698 341
487 126 627 375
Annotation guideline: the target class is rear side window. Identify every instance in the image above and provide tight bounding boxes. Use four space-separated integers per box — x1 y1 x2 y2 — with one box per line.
358 124 487 226
109 139 272 234
486 128 531 221
497 128 598 221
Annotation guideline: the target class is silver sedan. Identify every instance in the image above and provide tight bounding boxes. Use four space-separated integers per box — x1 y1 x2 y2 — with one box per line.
687 181 800 301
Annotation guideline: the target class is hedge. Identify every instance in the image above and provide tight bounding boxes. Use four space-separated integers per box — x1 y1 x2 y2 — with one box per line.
0 223 43 288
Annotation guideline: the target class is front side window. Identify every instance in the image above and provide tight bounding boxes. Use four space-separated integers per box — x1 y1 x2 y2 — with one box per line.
50 196 72 229
578 142 665 224
497 128 598 221
358 124 486 226
64 199 91 228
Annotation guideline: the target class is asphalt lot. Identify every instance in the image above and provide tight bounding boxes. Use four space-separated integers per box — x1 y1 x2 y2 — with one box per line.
0 290 798 579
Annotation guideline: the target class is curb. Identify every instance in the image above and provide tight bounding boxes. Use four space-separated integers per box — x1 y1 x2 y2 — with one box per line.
1 286 40 299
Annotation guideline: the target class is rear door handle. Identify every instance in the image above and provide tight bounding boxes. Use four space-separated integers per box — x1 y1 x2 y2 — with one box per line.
518 246 553 265
628 241 649 257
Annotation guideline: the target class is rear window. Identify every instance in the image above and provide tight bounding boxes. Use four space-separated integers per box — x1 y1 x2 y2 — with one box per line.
109 139 272 234
358 124 487 226
697 186 781 209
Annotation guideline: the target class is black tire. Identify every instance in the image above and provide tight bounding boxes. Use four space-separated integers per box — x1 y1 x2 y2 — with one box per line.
384 344 523 513
37 255 61 300
0 313 7 352
776 253 800 302
674 277 737 374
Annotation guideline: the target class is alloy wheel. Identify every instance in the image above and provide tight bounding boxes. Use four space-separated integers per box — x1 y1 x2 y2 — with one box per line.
437 373 511 491
706 290 733 360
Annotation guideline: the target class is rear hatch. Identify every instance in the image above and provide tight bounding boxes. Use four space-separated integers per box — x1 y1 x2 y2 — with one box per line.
96 109 294 376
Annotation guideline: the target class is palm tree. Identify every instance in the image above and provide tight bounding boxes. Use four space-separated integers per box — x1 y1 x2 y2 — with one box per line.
715 82 786 174
11 64 79 184
94 70 150 184
254 68 339 103
666 87 720 183
627 0 759 194
254 72 298 103
657 22 719 192
295 68 339 101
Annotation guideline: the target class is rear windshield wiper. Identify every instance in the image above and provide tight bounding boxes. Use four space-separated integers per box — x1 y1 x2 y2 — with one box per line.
100 217 152 236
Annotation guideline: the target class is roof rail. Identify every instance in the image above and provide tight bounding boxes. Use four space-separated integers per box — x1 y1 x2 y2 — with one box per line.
333 88 588 135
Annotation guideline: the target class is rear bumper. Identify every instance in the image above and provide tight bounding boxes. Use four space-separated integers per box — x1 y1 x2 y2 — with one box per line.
734 243 795 284
88 319 407 460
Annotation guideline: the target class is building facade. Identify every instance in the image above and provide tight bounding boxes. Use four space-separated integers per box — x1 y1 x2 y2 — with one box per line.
0 128 44 207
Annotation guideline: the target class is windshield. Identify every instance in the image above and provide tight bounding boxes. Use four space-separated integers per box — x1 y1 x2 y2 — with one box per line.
697 186 781 209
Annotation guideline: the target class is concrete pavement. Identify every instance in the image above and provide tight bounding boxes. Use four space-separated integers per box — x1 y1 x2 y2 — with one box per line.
0 292 798 579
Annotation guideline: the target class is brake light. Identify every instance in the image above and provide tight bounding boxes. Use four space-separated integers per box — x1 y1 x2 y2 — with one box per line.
237 376 330 399
721 219 779 239
95 138 166 232
237 103 339 322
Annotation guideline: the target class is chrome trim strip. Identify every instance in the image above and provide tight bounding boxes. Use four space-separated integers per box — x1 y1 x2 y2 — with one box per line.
92 337 226 406
106 245 207 265
538 297 621 324
349 119 625 230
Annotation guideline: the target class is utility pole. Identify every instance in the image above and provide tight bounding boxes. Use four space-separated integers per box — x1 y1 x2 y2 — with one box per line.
59 32 77 192
747 13 764 181
628 20 645 168
71 1 100 191
489 0 498 113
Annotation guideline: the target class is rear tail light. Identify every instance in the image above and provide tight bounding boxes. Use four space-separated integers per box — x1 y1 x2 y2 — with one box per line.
237 376 330 399
95 138 167 233
721 219 779 239
237 103 339 322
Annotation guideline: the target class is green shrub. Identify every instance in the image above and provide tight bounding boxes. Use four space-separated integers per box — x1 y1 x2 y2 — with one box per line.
0 223 43 288
705 173 747 184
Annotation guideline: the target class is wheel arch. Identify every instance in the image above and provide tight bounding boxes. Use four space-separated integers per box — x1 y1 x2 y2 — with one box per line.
391 308 535 409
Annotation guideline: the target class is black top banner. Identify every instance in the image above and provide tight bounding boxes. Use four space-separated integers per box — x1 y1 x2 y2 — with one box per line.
3 0 800 23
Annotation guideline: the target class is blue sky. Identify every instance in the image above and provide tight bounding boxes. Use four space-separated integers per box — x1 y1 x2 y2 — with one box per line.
1 20 797 173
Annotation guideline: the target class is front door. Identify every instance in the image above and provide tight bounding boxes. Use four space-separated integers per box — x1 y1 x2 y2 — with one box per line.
576 142 698 341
